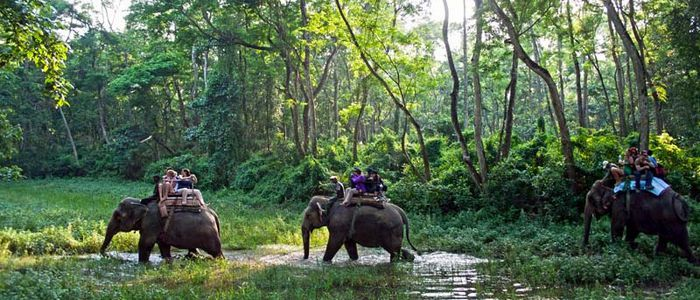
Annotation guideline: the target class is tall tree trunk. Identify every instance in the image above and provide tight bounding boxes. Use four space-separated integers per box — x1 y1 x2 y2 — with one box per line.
172 78 190 128
628 0 663 135
557 33 565 105
582 60 589 127
471 0 488 182
352 81 368 163
604 0 649 149
567 0 585 128
589 53 617 134
190 45 198 102
203 49 208 91
443 0 483 190
332 68 340 139
531 35 558 137
336 0 431 181
608 17 627 136
59 107 79 164
626 55 637 131
462 0 470 130
300 0 315 156
499 52 518 160
284 55 305 157
97 84 109 144
490 0 576 183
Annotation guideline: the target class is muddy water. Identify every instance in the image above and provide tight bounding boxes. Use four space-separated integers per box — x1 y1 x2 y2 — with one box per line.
97 246 532 299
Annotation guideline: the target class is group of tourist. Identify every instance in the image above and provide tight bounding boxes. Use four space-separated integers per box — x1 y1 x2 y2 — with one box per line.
160 168 206 207
328 167 388 206
603 147 666 192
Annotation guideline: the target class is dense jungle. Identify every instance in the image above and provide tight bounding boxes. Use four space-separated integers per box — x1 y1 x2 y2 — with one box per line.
1 0 700 298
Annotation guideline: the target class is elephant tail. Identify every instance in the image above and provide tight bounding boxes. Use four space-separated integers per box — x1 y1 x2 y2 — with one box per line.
396 205 420 254
671 192 689 223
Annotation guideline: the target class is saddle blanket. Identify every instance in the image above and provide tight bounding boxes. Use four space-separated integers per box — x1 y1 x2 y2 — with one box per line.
613 177 670 196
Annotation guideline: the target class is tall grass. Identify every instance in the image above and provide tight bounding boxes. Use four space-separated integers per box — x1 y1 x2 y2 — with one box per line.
0 179 326 257
1 179 700 299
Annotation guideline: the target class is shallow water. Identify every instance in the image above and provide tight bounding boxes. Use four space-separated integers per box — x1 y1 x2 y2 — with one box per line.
95 246 532 299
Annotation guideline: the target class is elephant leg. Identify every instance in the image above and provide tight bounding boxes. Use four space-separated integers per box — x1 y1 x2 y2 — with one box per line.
610 215 625 242
655 236 669 256
670 227 697 264
401 249 415 261
322 234 345 262
202 238 224 259
138 237 157 263
344 240 359 261
624 228 640 249
157 240 172 259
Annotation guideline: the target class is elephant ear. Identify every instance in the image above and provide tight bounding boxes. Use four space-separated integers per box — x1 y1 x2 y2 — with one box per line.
119 202 148 230
315 202 326 223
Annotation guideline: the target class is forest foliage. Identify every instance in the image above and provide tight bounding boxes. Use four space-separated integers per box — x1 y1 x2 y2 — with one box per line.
1 0 699 217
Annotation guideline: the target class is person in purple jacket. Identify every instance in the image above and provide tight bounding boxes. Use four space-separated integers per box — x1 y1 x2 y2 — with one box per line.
341 167 366 206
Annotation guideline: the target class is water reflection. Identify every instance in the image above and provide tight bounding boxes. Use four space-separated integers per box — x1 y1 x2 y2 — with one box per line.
94 247 532 299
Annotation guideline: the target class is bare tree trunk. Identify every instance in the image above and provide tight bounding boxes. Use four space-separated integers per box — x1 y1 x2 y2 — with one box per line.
626 55 637 131
604 0 649 149
557 33 565 105
567 0 585 128
531 35 558 137
582 60 589 127
628 0 663 135
608 17 627 136
471 0 488 182
499 52 518 160
462 0 470 130
203 49 208 91
336 0 431 181
190 45 198 102
589 53 617 134
172 78 190 128
59 107 79 164
490 0 576 182
97 84 109 144
352 81 368 163
443 0 483 190
332 68 340 139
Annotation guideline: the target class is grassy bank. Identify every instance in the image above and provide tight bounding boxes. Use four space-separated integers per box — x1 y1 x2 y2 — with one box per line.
1 178 700 298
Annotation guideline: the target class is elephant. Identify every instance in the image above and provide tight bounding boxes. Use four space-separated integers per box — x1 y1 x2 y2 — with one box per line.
582 180 695 263
301 196 418 262
100 197 224 263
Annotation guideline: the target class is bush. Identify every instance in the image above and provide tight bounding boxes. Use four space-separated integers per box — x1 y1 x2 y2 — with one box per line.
233 155 329 204
0 165 24 181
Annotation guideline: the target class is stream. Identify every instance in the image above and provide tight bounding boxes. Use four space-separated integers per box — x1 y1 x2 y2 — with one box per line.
93 246 533 299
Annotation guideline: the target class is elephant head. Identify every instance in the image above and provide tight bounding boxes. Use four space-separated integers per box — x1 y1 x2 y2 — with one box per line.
301 196 331 259
100 198 149 254
582 180 615 246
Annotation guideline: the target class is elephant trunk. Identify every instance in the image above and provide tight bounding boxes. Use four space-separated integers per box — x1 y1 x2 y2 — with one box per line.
100 217 119 255
582 199 593 247
302 227 311 260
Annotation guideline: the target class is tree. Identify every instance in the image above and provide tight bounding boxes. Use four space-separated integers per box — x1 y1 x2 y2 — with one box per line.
443 0 483 190
471 0 489 182
603 0 650 149
0 0 72 107
489 0 577 183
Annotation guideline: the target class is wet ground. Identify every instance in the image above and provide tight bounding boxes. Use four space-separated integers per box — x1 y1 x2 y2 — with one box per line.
93 245 534 299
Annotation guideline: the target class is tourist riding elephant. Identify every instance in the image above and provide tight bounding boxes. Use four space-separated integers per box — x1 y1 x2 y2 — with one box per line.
301 196 418 262
100 197 223 262
582 180 695 263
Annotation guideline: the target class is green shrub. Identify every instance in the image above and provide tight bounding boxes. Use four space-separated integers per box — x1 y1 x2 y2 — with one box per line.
233 155 329 203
